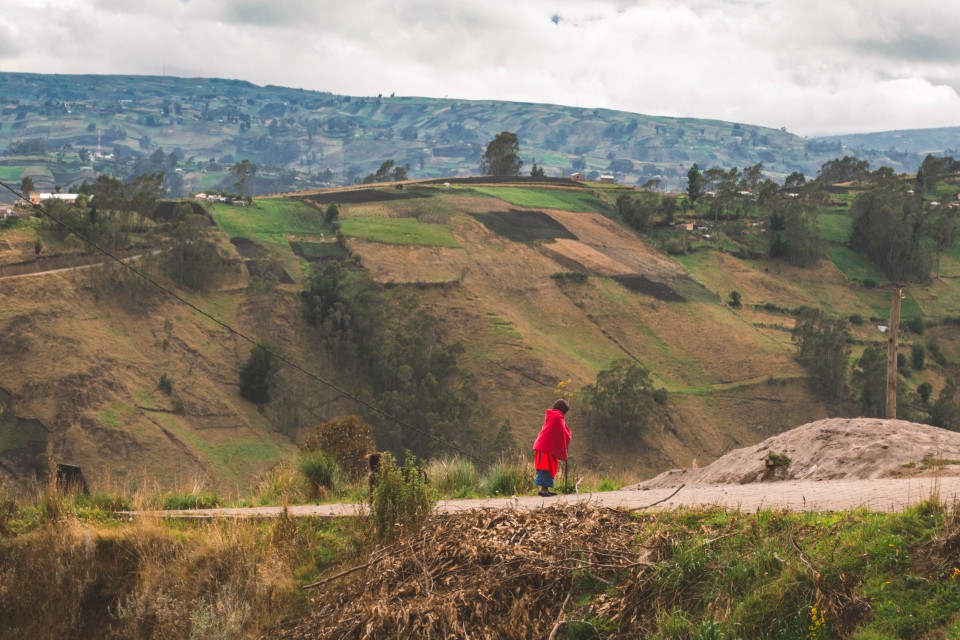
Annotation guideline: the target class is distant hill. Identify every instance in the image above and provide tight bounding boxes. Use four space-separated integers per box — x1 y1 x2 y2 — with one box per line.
0 72 953 201
816 126 960 157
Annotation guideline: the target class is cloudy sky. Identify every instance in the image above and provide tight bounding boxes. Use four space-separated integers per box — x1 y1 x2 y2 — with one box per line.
1 0 958 136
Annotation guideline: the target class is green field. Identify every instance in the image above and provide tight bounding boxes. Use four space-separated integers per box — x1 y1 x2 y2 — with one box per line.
468 186 603 213
340 217 459 247
0 166 25 181
827 245 887 282
209 198 329 247
818 212 852 244
300 241 347 259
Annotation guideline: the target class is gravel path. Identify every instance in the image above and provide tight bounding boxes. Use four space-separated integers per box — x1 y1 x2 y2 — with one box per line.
133 476 960 520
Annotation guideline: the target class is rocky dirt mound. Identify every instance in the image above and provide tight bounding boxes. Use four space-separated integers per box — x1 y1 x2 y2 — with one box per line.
632 418 960 489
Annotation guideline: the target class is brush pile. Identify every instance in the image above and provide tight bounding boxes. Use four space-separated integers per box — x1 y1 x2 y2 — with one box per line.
280 504 651 639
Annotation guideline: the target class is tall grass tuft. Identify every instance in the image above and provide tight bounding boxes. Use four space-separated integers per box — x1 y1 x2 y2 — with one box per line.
299 451 340 499
369 452 435 542
254 458 307 505
425 455 479 498
483 454 533 496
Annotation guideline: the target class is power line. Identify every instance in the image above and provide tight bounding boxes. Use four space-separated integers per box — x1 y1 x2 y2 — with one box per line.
0 182 490 466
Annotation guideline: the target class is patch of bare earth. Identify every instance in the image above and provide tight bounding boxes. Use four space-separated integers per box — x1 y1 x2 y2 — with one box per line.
631 418 960 490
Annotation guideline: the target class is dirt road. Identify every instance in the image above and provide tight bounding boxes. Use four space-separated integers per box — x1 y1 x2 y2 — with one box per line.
137 476 960 520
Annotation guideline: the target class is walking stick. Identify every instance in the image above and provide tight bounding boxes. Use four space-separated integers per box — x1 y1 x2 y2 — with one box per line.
562 459 568 494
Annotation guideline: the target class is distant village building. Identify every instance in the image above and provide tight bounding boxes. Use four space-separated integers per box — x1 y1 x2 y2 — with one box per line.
569 172 584 181
599 174 615 183
29 192 80 205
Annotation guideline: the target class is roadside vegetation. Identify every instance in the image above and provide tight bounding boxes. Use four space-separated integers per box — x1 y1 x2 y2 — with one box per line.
4 471 960 639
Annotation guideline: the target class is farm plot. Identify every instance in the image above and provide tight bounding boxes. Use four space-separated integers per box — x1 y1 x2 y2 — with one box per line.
304 188 434 205
210 198 329 248
470 209 577 243
339 217 459 247
468 186 604 213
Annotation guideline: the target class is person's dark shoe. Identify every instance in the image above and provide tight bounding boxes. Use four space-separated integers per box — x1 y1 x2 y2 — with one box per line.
538 490 557 497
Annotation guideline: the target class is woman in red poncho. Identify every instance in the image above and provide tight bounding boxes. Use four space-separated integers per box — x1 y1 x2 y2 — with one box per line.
532 399 571 497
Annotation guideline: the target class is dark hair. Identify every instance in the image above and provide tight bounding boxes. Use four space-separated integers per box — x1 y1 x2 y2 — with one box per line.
552 399 570 414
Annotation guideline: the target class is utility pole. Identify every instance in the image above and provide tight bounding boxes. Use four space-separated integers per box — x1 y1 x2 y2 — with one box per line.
886 288 903 419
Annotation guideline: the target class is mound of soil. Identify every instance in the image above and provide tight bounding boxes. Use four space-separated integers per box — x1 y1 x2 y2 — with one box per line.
631 418 960 489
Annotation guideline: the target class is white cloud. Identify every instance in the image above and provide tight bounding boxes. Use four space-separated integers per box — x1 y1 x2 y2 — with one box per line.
0 0 957 135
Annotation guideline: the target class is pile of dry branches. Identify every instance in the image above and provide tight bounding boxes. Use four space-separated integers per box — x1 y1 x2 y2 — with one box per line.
280 503 652 639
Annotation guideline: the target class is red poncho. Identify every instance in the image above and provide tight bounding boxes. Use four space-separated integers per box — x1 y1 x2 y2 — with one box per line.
531 409 571 461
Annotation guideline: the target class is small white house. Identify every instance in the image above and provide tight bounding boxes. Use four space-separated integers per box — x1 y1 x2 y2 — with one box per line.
599 174 615 183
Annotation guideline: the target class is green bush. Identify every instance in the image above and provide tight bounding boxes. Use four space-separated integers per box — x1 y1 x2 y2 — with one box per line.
299 451 340 498
369 452 435 541
158 373 173 395
849 313 864 325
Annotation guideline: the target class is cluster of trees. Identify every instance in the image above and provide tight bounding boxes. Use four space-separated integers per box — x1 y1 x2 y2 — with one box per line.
849 161 958 283
791 307 959 427
480 132 523 176
301 262 479 458
362 159 409 183
581 359 665 438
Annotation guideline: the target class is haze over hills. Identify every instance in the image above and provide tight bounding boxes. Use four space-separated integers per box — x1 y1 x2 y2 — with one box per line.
0 72 957 201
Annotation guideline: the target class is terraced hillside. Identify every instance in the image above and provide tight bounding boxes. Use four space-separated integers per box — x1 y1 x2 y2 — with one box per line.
2 176 959 488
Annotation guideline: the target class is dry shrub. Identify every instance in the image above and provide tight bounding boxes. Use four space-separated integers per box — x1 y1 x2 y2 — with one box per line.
0 517 299 640
299 416 375 481
113 519 297 639
281 504 643 639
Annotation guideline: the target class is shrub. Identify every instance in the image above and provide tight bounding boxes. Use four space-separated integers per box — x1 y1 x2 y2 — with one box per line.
912 343 926 370
299 416 375 481
158 373 173 395
653 388 670 404
550 271 589 284
239 345 279 405
299 451 340 499
918 382 934 405
664 238 686 255
728 291 742 308
906 317 926 335
863 278 878 289
849 314 864 326
369 452 435 541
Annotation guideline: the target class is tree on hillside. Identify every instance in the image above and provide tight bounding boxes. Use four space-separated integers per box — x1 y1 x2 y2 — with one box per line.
686 163 703 203
582 360 658 437
230 159 257 197
530 163 545 177
849 178 935 282
364 160 409 183
930 374 960 431
480 131 522 176
791 308 851 400
768 196 824 267
239 345 279 405
783 171 806 190
19 176 34 197
815 156 870 185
